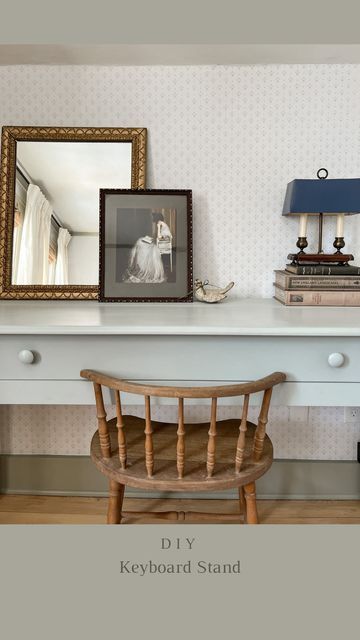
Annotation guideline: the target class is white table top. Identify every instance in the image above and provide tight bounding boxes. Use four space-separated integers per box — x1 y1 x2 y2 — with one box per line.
0 298 360 336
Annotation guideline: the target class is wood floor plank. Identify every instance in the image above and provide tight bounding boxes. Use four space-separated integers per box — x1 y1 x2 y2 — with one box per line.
0 495 107 515
1 495 360 524
0 512 105 524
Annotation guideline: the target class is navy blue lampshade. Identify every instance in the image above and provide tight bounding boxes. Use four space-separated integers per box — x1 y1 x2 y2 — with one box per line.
282 178 360 215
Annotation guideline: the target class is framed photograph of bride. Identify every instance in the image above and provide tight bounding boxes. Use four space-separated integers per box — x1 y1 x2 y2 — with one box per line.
99 189 193 302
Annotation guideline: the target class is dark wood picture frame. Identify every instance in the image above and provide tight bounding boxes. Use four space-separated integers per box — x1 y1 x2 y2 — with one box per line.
99 189 192 302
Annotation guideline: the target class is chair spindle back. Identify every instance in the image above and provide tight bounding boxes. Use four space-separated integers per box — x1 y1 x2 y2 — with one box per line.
115 390 127 469
82 370 286 480
177 398 185 479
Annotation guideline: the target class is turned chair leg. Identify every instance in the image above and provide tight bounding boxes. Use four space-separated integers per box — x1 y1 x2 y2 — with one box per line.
238 486 246 521
243 481 259 524
107 480 125 524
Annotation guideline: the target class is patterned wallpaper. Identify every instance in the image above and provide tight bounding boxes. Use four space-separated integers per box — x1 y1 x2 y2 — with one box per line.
0 64 360 459
1 403 359 461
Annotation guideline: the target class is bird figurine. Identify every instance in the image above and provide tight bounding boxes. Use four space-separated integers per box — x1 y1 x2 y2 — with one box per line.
194 279 235 303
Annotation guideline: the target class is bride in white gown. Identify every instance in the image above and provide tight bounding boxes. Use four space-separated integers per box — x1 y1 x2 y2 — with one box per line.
123 236 165 283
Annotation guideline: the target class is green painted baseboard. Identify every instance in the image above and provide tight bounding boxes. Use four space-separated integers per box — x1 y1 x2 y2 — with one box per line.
1 455 360 499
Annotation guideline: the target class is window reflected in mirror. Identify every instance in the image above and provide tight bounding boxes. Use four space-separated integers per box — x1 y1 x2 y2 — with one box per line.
12 141 132 285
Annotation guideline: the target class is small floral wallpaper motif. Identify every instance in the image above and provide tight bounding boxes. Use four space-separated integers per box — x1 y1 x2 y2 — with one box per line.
0 63 360 459
0 403 359 460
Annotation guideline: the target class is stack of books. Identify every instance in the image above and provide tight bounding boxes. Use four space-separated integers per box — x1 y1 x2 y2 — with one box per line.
274 264 360 306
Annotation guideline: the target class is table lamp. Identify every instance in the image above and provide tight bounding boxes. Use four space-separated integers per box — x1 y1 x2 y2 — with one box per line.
282 168 360 265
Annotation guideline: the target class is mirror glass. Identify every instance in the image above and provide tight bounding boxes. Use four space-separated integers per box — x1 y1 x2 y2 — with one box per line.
12 141 132 286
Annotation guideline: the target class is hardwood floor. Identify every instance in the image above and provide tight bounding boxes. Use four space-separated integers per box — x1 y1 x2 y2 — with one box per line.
0 494 360 524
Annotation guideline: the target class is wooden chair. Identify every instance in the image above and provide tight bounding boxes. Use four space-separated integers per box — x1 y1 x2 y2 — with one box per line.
156 237 173 272
80 369 286 524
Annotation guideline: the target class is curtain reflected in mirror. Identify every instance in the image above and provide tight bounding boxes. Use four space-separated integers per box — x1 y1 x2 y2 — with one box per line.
0 126 147 300
12 141 133 285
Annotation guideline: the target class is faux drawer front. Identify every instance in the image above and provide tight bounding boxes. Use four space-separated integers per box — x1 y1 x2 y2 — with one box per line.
1 335 359 382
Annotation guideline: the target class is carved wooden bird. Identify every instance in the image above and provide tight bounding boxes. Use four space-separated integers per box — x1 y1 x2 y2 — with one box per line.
194 279 235 303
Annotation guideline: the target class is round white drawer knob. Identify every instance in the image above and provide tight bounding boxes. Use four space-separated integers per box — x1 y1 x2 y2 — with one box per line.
328 352 345 368
18 349 35 364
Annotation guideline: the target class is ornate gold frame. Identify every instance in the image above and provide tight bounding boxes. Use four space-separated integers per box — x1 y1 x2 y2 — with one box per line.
0 126 147 300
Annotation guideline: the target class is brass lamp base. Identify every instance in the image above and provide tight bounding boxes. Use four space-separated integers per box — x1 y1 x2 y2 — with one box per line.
333 237 346 253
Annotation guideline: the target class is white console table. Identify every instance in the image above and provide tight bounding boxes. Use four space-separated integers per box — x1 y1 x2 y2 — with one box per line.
1 298 360 407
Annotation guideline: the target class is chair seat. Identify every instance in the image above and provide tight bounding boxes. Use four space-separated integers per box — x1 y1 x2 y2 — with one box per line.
91 415 273 492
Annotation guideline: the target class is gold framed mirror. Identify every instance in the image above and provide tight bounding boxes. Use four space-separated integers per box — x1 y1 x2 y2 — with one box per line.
0 126 146 300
